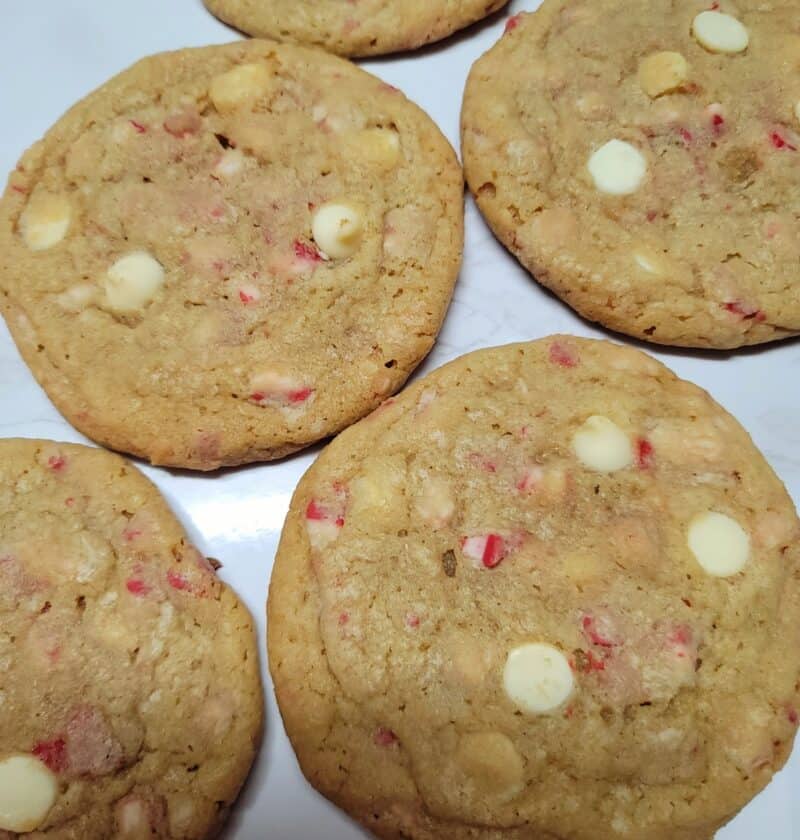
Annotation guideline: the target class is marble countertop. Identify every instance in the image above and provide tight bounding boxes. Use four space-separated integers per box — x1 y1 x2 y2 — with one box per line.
2 1 798 837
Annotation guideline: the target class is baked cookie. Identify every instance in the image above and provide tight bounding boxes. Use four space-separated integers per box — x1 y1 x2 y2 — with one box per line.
203 0 510 58
462 0 800 349
269 335 800 839
0 41 463 470
0 439 262 837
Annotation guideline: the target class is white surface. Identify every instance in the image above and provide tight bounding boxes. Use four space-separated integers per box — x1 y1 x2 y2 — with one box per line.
2 2 799 838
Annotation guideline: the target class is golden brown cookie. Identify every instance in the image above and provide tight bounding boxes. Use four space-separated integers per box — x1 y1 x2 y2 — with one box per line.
269 336 800 839
0 439 262 837
0 40 463 469
462 0 800 348
204 0 509 57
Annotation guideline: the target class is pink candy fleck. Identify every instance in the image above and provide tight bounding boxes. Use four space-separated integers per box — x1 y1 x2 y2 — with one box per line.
122 527 142 543
129 120 147 134
504 13 522 32
788 708 798 725
711 113 725 134
374 727 398 747
33 737 67 773
405 613 420 629
636 438 654 470
126 578 151 597
679 128 694 146
166 569 191 592
239 288 257 304
549 340 579 368
288 387 314 405
582 615 618 648
306 499 345 528
338 612 349 626
47 455 66 472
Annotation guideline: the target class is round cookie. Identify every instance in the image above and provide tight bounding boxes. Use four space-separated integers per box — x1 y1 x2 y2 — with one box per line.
269 335 800 839
203 0 510 58
461 0 800 349
0 40 463 470
0 439 262 837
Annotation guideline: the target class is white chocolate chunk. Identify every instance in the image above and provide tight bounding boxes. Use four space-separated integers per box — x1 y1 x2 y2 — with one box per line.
638 52 688 98
213 148 244 179
209 63 273 112
0 755 58 831
503 643 573 714
56 282 96 312
104 251 165 314
312 202 364 259
354 128 401 168
692 11 749 54
634 251 663 275
688 511 750 577
587 140 647 195
572 415 633 472
415 477 455 527
20 193 71 251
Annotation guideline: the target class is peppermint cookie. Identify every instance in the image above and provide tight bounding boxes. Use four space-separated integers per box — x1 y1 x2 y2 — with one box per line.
0 41 462 470
462 0 800 348
203 0 509 57
269 336 800 839
0 439 262 837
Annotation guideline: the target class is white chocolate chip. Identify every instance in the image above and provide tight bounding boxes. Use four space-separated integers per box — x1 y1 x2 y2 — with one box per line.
692 11 749 54
55 282 96 312
415 477 455 527
213 148 244 179
638 52 688 98
104 251 165 314
634 251 663 275
688 511 750 577
587 140 647 195
20 193 71 251
209 63 273 112
503 643 573 714
352 128 401 168
572 415 633 472
311 202 364 260
0 754 58 832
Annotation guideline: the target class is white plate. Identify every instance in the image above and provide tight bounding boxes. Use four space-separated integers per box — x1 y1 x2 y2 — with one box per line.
2 2 799 837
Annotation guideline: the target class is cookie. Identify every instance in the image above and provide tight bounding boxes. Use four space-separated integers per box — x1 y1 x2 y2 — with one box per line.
0 439 262 837
268 335 800 839
0 40 463 470
203 0 509 58
462 0 800 349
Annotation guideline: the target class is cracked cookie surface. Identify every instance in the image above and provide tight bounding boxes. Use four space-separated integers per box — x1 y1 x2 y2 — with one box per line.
0 40 463 469
0 439 262 838
269 336 800 839
203 0 509 57
462 0 800 348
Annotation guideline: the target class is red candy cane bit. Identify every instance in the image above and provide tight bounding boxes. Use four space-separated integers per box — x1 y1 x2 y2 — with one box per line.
405 613 420 628
374 727 398 747
306 500 327 521
582 615 618 648
338 611 349 626
239 289 256 304
47 455 66 472
548 340 579 368
33 737 67 773
129 119 147 134
288 387 314 405
122 527 142 543
788 707 798 725
711 113 725 134
636 438 654 470
293 239 323 263
166 569 191 591
11 184 28 194
723 301 766 322
679 128 694 146
504 13 522 32
126 578 151 597
771 132 797 151
482 534 506 568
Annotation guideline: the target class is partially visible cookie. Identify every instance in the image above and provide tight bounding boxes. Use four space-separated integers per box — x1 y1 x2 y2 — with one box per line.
0 40 463 469
269 336 800 839
462 0 800 348
0 439 262 837
203 0 509 57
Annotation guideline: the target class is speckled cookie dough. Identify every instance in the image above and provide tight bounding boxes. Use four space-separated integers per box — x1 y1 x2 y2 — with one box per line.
0 439 262 838
203 0 509 57
269 336 800 839
0 40 463 470
462 0 800 349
